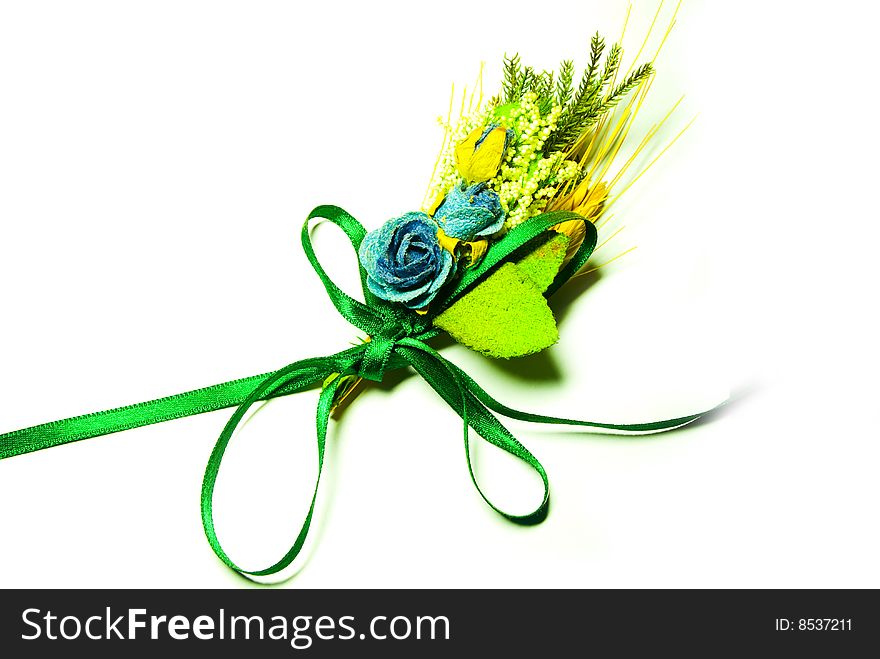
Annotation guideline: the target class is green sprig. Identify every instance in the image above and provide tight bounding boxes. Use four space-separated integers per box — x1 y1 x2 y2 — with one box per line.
502 53 522 102
502 33 654 154
555 60 575 109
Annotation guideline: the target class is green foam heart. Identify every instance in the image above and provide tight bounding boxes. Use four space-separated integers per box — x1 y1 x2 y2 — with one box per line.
434 262 558 358
513 232 570 292
433 232 570 359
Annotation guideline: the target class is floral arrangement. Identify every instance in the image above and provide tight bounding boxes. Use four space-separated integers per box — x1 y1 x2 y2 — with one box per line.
0 12 716 582
354 31 679 364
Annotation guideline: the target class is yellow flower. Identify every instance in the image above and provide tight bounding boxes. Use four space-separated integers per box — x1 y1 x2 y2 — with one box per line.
454 125 509 183
548 179 607 219
549 180 609 265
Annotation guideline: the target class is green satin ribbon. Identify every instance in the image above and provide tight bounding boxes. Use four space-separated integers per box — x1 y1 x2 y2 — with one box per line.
0 205 710 578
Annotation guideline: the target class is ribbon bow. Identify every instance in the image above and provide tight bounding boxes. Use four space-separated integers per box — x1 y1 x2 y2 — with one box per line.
0 205 710 579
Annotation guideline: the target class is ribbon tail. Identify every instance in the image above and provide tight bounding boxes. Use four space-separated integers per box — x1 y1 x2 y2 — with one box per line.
0 370 316 461
0 345 369 463
443 358 717 433
396 338 723 525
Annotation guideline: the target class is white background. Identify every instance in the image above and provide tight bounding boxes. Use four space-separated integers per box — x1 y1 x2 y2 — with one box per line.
1 0 877 588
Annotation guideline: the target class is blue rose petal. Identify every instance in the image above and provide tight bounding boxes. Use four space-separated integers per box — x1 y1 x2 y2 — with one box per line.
434 182 506 241
358 212 455 309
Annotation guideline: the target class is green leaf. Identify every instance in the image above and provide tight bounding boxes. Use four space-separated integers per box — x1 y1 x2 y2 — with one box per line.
514 232 570 292
434 263 558 358
433 232 571 359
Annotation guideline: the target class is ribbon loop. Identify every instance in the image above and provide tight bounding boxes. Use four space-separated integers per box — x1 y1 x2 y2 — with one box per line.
201 352 355 577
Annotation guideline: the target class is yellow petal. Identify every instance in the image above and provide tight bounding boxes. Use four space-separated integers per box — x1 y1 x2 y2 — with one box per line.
465 239 488 265
549 180 608 218
571 179 590 208
547 193 573 212
436 227 461 255
468 127 507 181
574 181 608 219
454 128 482 179
548 179 586 212
435 229 486 268
454 126 507 183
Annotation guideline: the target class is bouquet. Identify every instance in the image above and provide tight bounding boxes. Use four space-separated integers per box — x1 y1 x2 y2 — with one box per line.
0 12 717 581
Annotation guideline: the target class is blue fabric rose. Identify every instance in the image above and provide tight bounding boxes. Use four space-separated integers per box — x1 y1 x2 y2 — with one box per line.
358 212 455 309
433 182 506 241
